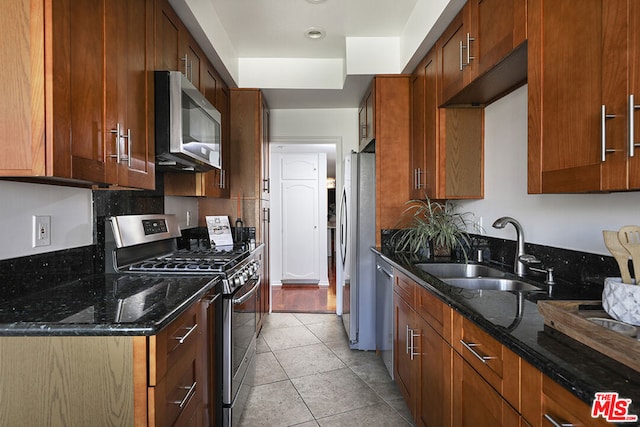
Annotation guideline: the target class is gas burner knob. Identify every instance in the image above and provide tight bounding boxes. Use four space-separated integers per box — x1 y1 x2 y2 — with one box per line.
234 276 242 287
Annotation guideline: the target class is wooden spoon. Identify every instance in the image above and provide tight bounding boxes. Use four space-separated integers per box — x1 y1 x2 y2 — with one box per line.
617 226 640 284
603 230 633 284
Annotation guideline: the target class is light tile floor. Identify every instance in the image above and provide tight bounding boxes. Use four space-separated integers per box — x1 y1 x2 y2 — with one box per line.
239 313 414 426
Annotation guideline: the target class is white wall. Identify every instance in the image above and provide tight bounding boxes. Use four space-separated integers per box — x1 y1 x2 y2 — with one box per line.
0 181 93 260
458 85 640 256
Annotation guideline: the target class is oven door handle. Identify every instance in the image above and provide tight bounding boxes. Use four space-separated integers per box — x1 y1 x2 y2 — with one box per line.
232 277 261 305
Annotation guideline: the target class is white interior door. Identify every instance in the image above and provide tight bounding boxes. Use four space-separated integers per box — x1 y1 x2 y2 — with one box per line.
281 154 320 283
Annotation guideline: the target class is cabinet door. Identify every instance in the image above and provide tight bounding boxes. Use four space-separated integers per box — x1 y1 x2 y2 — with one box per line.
439 5 473 105
471 0 527 77
0 0 46 176
453 353 521 427
155 0 182 72
417 317 452 427
630 0 640 188
261 100 271 201
53 0 109 184
528 0 606 193
423 49 441 198
183 38 203 89
109 0 155 190
394 292 418 418
410 65 426 199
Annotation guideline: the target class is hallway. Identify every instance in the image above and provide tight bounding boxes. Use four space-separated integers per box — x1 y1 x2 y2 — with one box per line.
239 313 413 426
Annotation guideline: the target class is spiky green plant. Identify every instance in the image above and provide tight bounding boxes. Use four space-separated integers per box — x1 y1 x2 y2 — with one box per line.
392 198 475 259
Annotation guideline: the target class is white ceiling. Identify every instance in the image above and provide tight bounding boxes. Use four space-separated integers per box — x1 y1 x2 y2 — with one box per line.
170 0 465 109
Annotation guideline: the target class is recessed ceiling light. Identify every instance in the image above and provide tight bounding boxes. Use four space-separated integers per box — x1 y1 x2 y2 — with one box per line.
306 0 327 4
304 27 326 40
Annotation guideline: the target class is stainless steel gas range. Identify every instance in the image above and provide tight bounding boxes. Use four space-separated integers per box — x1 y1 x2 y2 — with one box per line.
106 214 261 427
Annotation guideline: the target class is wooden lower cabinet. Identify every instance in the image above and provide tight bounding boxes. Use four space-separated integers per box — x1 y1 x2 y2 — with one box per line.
394 271 452 426
453 353 523 426
0 298 213 426
394 272 608 427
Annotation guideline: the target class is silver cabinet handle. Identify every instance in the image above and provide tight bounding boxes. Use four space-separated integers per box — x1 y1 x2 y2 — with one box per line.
121 128 131 166
376 264 393 279
601 104 617 162
543 413 576 427
173 381 197 408
459 40 464 71
110 123 122 163
409 328 420 361
417 168 423 189
460 339 496 364
406 325 410 354
219 169 225 188
174 323 198 344
466 33 475 65
181 54 188 77
630 94 640 157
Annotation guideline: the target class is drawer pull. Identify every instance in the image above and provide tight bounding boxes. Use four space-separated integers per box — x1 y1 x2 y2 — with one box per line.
409 328 420 361
175 323 198 344
173 381 197 409
543 413 575 427
460 339 496 364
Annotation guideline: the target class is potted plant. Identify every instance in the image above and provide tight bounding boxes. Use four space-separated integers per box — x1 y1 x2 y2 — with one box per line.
392 198 475 259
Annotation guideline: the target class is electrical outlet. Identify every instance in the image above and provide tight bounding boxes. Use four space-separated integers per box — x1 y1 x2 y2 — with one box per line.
33 215 51 247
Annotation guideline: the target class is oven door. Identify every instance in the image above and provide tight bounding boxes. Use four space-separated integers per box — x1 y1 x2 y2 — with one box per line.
223 272 260 426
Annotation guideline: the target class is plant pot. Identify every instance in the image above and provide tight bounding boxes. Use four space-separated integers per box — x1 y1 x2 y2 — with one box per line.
602 277 640 326
431 242 451 258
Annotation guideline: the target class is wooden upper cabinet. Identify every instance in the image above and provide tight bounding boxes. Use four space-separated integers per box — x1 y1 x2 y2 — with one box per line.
410 65 426 200
438 5 472 105
371 76 411 245
0 0 154 188
439 0 527 106
106 0 155 189
0 0 46 176
155 0 202 88
528 0 639 193
411 48 484 200
471 0 527 77
230 89 269 200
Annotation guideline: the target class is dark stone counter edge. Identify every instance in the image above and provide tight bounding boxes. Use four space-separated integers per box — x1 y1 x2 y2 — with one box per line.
372 248 639 417
0 278 215 337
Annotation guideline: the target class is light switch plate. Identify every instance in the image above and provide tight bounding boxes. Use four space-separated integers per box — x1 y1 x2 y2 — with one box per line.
33 215 51 247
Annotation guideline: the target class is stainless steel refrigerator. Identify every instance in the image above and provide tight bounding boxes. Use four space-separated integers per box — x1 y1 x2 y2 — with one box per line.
339 151 376 350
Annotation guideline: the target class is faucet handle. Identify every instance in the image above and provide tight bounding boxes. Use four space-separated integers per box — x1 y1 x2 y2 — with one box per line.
518 254 541 265
545 267 556 286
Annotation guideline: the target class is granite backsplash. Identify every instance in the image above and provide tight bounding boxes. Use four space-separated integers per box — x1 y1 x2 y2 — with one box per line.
381 229 622 290
0 179 165 302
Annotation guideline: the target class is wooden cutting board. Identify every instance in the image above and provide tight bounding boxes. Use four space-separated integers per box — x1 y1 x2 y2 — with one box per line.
537 300 640 372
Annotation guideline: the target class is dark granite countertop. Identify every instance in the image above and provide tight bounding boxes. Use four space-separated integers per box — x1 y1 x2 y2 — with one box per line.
373 248 640 422
0 273 219 336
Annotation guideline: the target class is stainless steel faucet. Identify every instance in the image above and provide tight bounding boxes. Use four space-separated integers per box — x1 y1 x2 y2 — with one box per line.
492 216 527 276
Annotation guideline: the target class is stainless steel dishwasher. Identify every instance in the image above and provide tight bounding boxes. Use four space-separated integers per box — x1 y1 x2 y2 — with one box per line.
375 255 394 378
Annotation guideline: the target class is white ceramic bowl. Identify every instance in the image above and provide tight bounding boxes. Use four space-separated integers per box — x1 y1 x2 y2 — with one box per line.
602 277 640 326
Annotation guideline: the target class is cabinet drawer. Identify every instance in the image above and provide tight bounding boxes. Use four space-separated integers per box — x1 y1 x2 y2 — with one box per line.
455 314 503 383
416 284 452 343
394 271 415 304
149 302 201 385
453 312 521 410
149 340 202 427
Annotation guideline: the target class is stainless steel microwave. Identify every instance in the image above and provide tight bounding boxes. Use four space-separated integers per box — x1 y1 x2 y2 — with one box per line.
154 70 221 172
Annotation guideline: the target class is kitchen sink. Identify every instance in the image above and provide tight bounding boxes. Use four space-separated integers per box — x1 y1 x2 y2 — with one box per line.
415 263 508 278
442 277 541 292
